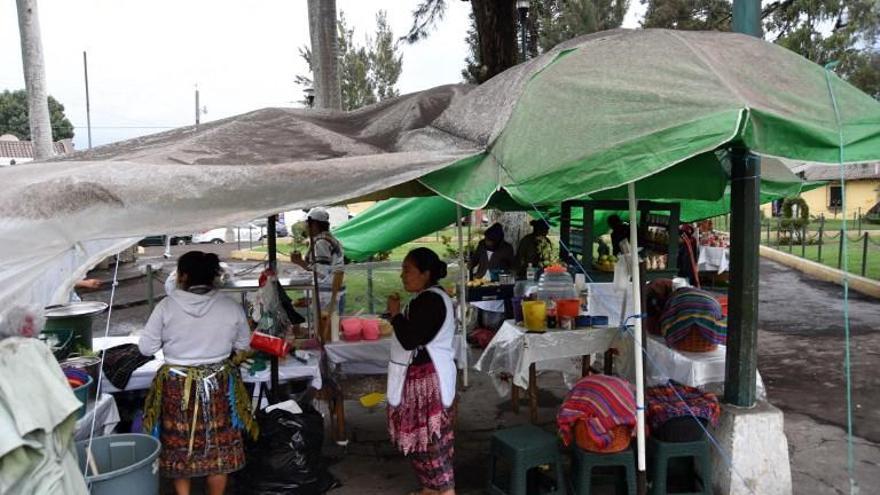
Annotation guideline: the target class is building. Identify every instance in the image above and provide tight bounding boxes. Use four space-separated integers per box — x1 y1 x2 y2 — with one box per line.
762 163 880 219
0 134 74 166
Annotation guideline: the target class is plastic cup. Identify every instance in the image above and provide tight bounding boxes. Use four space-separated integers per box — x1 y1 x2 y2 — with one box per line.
521 300 547 332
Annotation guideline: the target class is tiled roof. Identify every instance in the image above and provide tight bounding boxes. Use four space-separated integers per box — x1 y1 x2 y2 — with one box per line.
0 139 73 158
803 163 880 181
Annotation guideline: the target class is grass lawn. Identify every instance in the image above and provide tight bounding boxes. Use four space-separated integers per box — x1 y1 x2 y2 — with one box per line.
762 235 880 280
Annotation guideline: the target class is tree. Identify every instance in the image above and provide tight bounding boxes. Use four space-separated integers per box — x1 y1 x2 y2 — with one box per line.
307 0 342 110
642 0 880 98
416 0 628 84
297 11 403 111
0 89 74 141
16 0 53 157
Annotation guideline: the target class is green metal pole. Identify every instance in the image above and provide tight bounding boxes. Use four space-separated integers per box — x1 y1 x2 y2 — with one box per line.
862 233 869 277
146 264 154 312
733 0 762 37
839 230 844 269
724 148 761 407
801 226 806 258
818 224 824 263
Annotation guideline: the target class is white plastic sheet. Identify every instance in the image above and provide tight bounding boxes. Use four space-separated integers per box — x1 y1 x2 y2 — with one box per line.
697 246 730 274
473 320 619 397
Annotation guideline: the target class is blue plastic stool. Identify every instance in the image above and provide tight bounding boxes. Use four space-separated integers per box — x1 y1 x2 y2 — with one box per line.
571 445 637 495
488 425 566 495
648 436 712 495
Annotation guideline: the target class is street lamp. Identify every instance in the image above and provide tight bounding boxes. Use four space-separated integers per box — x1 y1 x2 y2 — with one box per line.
303 87 315 108
516 0 530 62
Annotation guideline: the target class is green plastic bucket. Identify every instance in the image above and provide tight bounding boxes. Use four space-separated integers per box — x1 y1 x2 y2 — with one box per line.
43 302 108 357
71 374 94 419
76 434 161 495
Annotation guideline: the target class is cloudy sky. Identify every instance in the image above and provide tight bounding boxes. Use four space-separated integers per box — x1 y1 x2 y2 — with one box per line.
1 0 645 150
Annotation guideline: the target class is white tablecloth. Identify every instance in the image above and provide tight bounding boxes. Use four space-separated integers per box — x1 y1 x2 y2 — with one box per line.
93 336 323 392
325 335 465 375
474 320 619 397
698 246 730 274
645 336 765 398
74 393 119 441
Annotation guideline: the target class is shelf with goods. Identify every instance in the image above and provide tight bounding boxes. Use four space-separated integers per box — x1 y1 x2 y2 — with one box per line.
559 199 681 282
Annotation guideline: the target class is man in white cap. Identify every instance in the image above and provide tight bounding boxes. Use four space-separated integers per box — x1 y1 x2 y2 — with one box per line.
291 207 345 317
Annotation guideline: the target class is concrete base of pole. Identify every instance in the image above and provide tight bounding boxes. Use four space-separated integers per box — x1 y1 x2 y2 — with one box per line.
712 400 792 495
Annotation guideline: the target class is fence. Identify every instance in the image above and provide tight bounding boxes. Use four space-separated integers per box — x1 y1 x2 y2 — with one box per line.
703 214 880 280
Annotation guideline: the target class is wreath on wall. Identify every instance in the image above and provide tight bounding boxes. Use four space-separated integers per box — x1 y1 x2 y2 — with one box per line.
780 197 810 230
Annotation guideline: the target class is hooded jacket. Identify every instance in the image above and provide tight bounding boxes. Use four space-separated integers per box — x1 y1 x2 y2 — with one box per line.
138 288 250 366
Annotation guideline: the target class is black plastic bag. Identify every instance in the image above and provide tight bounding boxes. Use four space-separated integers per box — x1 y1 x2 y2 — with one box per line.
234 404 339 494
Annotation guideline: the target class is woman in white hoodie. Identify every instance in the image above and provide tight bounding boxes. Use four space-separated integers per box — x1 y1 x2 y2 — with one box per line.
138 251 255 495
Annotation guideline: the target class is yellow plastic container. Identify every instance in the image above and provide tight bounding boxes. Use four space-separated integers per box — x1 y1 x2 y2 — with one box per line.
521 300 547 332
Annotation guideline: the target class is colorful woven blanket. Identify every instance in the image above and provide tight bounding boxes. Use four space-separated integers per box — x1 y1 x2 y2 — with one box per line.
660 288 727 346
646 381 721 431
557 375 636 448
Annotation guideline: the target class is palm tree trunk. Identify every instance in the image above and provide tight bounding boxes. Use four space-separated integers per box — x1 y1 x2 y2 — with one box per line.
307 0 342 110
16 0 53 159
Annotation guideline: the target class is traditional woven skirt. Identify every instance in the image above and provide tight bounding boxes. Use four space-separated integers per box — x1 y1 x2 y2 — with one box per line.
143 361 256 478
387 362 455 491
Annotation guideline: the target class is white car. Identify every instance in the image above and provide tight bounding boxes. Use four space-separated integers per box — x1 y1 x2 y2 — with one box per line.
191 224 267 244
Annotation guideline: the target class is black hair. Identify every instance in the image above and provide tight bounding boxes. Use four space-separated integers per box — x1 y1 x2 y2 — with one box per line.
177 251 222 289
308 219 331 232
405 247 447 285
531 219 550 234
608 215 622 227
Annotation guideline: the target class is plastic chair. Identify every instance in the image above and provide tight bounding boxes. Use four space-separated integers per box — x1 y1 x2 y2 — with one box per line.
648 436 712 495
488 424 566 495
571 445 636 495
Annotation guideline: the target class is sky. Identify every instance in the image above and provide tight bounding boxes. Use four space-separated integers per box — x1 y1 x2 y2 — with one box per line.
1 0 645 150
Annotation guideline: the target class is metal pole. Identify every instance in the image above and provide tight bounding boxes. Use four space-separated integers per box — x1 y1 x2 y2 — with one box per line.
839 230 844 269
626 183 647 493
146 264 154 312
267 215 279 402
858 208 862 235
818 223 824 263
724 148 761 407
801 225 806 258
861 233 869 277
367 256 375 315
456 203 469 388
732 0 762 37
766 221 770 245
83 51 92 149
519 9 527 62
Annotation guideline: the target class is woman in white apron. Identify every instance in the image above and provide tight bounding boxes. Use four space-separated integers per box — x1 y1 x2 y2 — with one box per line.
387 248 457 495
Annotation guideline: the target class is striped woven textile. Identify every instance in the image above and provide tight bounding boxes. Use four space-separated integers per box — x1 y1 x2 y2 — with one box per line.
557 375 636 448
660 288 727 347
646 381 721 431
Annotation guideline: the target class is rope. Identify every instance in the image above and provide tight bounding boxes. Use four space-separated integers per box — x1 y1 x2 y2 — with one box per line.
617 316 759 495
824 62 857 494
82 252 123 486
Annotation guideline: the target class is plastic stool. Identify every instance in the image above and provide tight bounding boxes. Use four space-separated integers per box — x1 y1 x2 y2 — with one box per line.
571 446 636 495
648 436 712 495
488 425 566 495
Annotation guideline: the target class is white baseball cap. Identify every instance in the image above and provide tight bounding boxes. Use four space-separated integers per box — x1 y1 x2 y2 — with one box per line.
306 207 330 223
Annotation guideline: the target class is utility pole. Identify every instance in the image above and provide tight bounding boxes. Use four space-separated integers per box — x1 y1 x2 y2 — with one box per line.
83 51 92 149
195 85 200 126
16 0 53 159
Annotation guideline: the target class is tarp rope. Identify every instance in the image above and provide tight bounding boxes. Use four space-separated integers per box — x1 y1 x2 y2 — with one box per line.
618 315 758 495
81 252 122 487
825 61 857 494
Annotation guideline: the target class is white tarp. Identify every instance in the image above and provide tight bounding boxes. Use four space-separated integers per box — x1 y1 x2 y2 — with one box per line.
0 85 480 315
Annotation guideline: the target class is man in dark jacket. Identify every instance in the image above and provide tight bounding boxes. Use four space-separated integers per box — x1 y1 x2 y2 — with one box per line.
469 223 515 279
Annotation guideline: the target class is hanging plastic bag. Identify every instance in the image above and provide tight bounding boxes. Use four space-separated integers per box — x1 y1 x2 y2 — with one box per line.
613 255 631 294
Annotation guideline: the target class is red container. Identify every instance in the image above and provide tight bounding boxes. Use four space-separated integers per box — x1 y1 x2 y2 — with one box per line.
250 331 290 357
556 299 581 318
716 295 728 317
